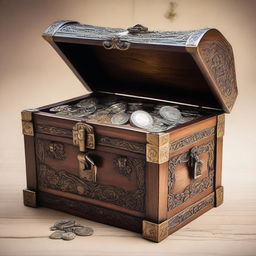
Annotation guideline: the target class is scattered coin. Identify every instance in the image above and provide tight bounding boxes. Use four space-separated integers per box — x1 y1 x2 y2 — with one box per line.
62 232 76 241
49 231 65 239
111 112 129 125
130 110 154 129
74 227 94 236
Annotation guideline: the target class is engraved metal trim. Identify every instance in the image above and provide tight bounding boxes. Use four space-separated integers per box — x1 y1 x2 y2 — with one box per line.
146 143 169 164
22 121 34 136
142 220 168 242
146 133 169 164
103 36 130 51
23 189 37 208
215 186 224 207
43 20 78 41
168 193 214 229
168 140 215 210
73 122 95 151
186 28 209 47
217 114 225 138
170 127 215 152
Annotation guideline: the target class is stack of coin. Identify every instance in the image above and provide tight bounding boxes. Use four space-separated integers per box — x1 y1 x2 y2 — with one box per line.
130 110 154 129
107 103 127 114
49 219 94 241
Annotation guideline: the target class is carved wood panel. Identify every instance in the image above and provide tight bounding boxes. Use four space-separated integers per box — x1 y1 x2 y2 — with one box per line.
36 139 145 212
168 140 215 210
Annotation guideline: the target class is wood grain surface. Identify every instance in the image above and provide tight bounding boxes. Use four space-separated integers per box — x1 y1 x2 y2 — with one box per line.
0 165 255 256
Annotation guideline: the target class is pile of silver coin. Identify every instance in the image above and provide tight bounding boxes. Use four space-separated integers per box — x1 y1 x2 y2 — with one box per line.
49 96 201 133
49 219 93 240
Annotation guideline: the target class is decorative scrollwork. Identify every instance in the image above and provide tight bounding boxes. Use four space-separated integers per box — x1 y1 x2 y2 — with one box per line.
103 36 130 51
170 127 215 152
168 140 215 210
37 125 72 137
168 193 214 229
199 40 237 111
38 156 145 212
97 135 146 154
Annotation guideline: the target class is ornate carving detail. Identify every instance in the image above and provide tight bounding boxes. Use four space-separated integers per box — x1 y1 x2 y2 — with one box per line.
22 121 34 136
43 21 77 39
37 125 72 137
57 23 207 46
46 142 65 160
97 135 146 154
103 36 130 51
23 189 37 208
168 193 214 229
146 143 169 164
215 186 224 207
38 191 142 233
38 157 145 212
143 220 168 242
186 28 209 46
170 127 215 152
113 156 133 178
168 140 215 210
199 40 237 111
36 139 66 162
217 114 225 138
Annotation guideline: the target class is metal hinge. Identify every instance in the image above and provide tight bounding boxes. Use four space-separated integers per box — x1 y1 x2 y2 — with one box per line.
73 122 95 151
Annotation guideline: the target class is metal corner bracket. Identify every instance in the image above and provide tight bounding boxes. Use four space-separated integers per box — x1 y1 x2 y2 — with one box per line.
146 133 169 164
215 186 224 207
142 219 168 242
23 189 37 208
21 109 39 136
217 114 225 138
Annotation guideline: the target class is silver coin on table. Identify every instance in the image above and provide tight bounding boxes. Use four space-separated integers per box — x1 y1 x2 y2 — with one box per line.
49 105 70 112
74 227 94 236
61 232 76 241
52 219 75 229
49 231 65 239
159 106 181 121
130 110 154 129
111 112 129 125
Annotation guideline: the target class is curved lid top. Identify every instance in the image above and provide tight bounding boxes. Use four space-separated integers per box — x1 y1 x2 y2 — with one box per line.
43 21 238 113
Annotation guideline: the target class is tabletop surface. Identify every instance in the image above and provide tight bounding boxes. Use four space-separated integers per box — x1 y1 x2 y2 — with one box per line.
0 164 255 256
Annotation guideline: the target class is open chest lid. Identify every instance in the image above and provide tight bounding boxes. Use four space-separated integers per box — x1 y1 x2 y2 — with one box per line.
43 21 238 113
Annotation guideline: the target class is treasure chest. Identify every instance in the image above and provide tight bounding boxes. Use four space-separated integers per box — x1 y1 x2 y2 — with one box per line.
22 21 237 242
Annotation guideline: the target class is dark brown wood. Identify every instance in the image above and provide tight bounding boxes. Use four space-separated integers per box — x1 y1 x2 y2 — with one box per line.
145 162 168 223
24 135 37 190
38 191 143 233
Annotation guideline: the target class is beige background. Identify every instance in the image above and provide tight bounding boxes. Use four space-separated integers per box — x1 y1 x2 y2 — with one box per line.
0 0 256 255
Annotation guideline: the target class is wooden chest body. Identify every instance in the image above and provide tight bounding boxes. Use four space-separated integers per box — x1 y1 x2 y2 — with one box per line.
22 21 237 242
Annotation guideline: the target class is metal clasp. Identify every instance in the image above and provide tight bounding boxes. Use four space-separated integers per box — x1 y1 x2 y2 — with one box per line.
189 149 203 179
77 153 97 182
73 122 95 151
